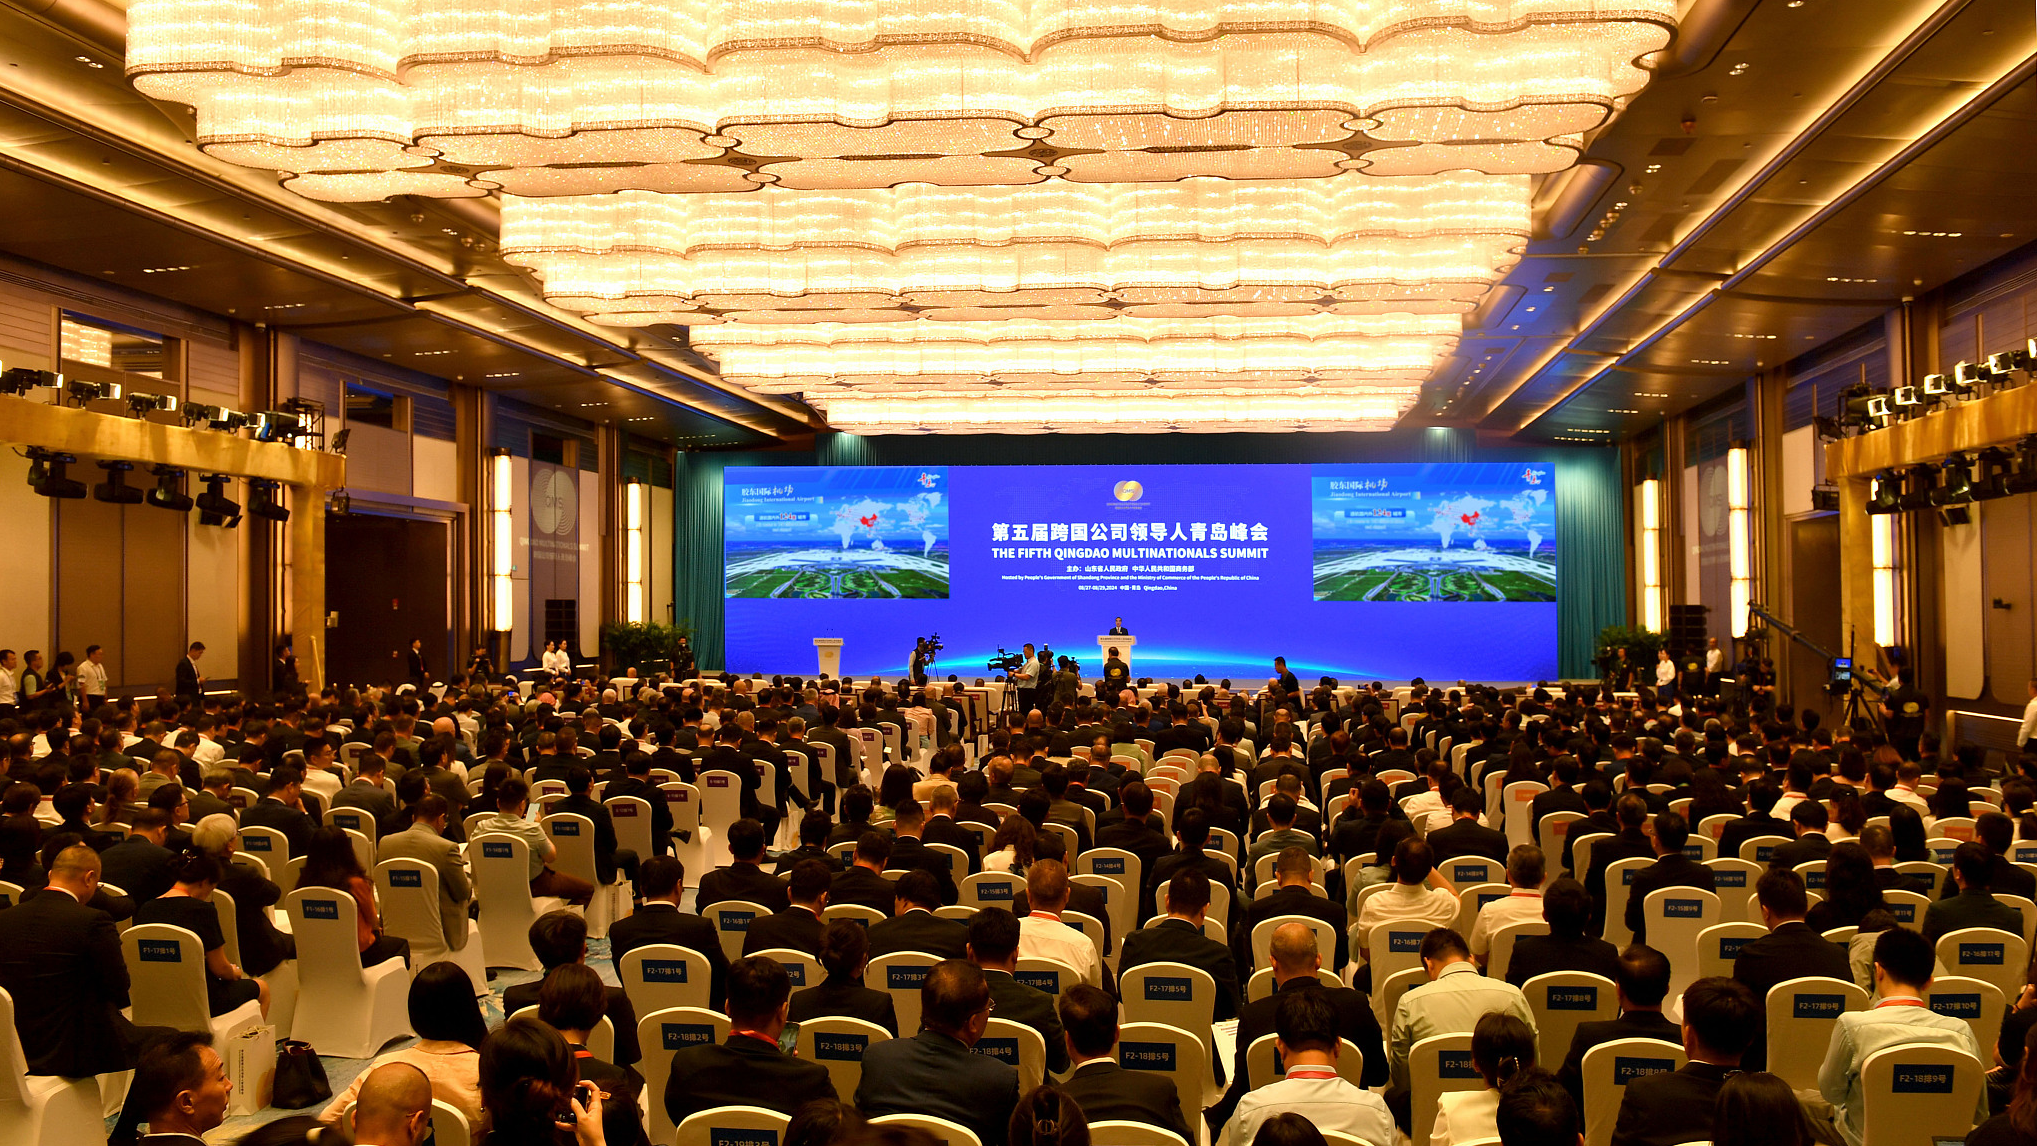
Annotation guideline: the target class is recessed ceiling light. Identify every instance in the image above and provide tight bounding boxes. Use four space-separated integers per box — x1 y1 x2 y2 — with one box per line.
140 265 193 274
484 371 519 378
75 56 105 68
414 349 452 356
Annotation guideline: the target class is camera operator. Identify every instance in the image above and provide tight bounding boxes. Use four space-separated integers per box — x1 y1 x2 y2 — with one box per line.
1012 642 1040 713
910 638 930 688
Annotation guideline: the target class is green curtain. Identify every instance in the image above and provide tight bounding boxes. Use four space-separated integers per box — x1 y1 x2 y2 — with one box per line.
675 431 1625 677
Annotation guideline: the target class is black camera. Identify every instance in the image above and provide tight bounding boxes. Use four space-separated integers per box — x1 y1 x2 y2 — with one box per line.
987 648 1024 674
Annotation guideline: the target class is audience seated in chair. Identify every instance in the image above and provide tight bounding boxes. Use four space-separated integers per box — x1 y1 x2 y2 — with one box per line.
788 918 898 1036
1388 927 1538 1129
744 860 830 957
1734 868 1853 1071
469 778 594 907
967 907 1068 1075
608 855 727 1011
1817 925 1987 1146
317 961 489 1135
1229 985 1397 1146
854 959 1021 1146
663 954 838 1126
1609 976 1759 1146
1553 944 1677 1107
541 964 649 1146
501 911 642 1068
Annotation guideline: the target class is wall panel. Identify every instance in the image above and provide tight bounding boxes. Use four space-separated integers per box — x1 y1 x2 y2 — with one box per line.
0 453 52 657
1982 498 2036 706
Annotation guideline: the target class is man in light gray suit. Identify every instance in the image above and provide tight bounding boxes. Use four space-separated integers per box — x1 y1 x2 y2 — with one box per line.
376 794 473 953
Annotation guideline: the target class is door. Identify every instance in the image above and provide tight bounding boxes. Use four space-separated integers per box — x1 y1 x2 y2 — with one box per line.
325 513 448 689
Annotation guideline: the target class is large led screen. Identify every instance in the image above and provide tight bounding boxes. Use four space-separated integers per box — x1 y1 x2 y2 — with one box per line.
724 462 1557 682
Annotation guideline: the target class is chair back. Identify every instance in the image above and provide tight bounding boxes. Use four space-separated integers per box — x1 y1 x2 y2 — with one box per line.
707 901 773 962
471 832 546 970
324 806 374 839
0 880 24 911
1765 977 1870 1089
1453 883 1511 938
239 826 295 893
618 944 714 1015
1739 834 1792 864
1581 1038 1686 1146
658 782 703 870
639 1006 732 1145
822 903 888 927
674 1105 791 1146
1086 1122 1192 1146
1703 858 1761 900
869 1114 981 1146
1248 914 1337 972
750 947 824 992
1502 782 1550 851
1440 856 1505 890
605 796 655 859
509 1004 616 1062
961 870 1024 909
796 1016 891 1105
1244 966 1341 1002
1570 834 1611 884
697 771 744 867
1373 966 1429 1028
1080 847 1145 898
1487 920 1549 984
1696 922 1768 982
1538 812 1585 868
1523 971 1619 1067
1601 858 1653 948
1013 957 1081 999
122 923 214 1034
1120 962 1218 1055
285 885 373 987
870 950 941 1035
1641 887 1720 1000
976 1017 1048 1094
210 886 242 967
1366 920 1430 988
1408 1033 1483 1146
1924 976 2008 1059
1938 927 2029 999
1858 1043 1986 1146
1241 1032 1368 1092
1115 1021 1211 1128
1071 874 1131 956
541 813 601 886
375 858 446 956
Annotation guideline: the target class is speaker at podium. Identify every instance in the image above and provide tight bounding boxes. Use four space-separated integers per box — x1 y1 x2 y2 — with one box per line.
1096 634 1137 675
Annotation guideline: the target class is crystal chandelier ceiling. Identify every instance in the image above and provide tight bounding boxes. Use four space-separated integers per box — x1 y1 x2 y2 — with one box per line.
127 0 1678 432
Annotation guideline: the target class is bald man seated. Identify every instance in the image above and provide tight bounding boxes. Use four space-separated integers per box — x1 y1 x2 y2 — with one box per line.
351 1061 435 1146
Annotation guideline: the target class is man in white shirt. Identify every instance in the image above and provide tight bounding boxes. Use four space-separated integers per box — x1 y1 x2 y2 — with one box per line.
1229 988 1395 1146
1818 926 1985 1146
0 649 18 715
1389 928 1539 1128
1016 860 1103 988
2019 679 2037 751
77 645 108 708
1470 845 1547 965
1355 838 1459 966
1704 638 1724 675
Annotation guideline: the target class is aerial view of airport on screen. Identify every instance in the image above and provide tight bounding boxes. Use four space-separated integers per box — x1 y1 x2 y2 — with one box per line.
1311 464 1559 603
724 467 951 599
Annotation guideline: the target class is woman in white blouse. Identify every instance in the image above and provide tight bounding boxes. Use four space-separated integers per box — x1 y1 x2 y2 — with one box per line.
1431 1012 1537 1146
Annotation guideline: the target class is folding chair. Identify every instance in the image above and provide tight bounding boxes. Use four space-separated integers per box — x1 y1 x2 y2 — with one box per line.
675 1106 791 1146
1696 922 1767 982
1116 1021 1212 1127
1580 1038 1685 1146
542 812 630 939
1408 1033 1483 1146
751 947 824 992
1924 976 2007 1058
1601 858 1653 949
707 901 772 962
871 951 940 1036
283 887 413 1058
121 923 265 1043
1487 921 1549 985
1857 1043 1986 1146
470 832 568 970
976 1017 1048 1094
1938 928 2029 1000
617 944 714 1015
0 987 109 1146
1121 962 1218 1069
1640 888 1720 1001
375 858 485 994
697 771 743 868
639 1007 731 1146
1765 977 1869 1089
1523 971 1618 1067
796 1016 891 1103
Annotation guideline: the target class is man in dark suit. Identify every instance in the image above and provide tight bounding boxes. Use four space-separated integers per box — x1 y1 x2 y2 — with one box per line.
100 809 180 902
1716 780 1789 862
869 871 969 960
1505 877 1623 987
741 860 829 957
1623 812 1717 944
503 911 643 1066
605 751 675 858
1145 810 1241 931
1527 758 1590 841
1555 944 1681 1105
774 811 840 878
1097 780 1170 877
1767 800 1835 871
241 766 317 857
1056 983 1192 1141
967 907 1069 1076
886 801 958 905
1861 824 1934 894
1208 920 1387 1132
332 747 399 838
1236 846 1348 975
554 765 639 894
0 842 152 1077
695 819 790 912
1425 787 1509 864
174 642 205 705
608 856 725 1010
1732 868 1851 1070
854 960 1020 1146
1945 813 2037 902
1609 977 1760 1146
830 832 899 916
923 789 985 873
1118 868 1243 1021
1583 794 1654 935
664 956 837 1125
1923 840 2027 944
1249 774 1323 841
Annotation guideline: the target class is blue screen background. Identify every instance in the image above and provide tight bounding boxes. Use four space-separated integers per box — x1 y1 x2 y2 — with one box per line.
723 462 1559 682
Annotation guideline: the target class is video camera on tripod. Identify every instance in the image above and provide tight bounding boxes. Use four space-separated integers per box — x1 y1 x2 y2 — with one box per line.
987 647 1025 674
918 632 943 665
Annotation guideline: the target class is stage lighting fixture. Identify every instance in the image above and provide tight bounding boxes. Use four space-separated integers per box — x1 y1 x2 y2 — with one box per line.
1930 455 1974 506
1812 415 1844 441
63 378 120 407
1867 471 1900 515
329 428 350 456
145 465 192 512
1921 373 1952 399
1972 447 2016 501
195 474 240 527
1891 385 1920 411
1953 361 1988 389
1989 348 2034 377
252 410 305 444
1866 394 1891 425
91 460 144 505
246 478 290 522
2007 435 2037 497
24 449 85 499
0 367 59 394
124 392 178 417
181 403 247 431
1896 464 1937 512
1839 384 1877 427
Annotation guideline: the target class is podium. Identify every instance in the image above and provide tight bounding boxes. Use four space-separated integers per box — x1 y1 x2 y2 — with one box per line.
1096 634 1136 672
814 638 843 680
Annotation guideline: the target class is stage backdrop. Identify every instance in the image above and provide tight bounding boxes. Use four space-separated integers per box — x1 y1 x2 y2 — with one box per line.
677 430 1626 682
